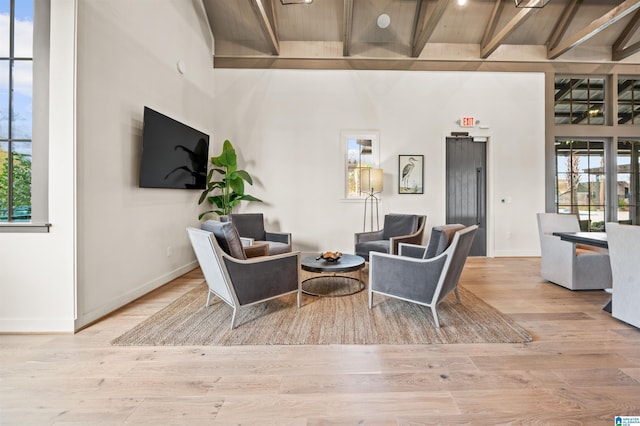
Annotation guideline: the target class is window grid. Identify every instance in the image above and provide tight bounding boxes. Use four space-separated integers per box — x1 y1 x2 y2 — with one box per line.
617 78 640 125
0 0 33 222
617 140 640 225
555 139 606 231
554 77 605 125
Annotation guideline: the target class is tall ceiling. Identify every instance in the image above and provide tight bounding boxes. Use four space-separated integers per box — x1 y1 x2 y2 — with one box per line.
202 0 640 68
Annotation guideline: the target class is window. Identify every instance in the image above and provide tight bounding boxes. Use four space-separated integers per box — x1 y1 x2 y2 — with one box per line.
617 139 640 225
617 78 640 124
554 77 605 125
555 139 606 231
342 131 379 199
0 0 33 222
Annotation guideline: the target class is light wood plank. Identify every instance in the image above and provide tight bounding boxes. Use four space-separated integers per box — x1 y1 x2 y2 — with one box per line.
2 257 640 425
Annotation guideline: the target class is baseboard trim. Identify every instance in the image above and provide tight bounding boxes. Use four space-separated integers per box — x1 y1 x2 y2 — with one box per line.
73 261 198 331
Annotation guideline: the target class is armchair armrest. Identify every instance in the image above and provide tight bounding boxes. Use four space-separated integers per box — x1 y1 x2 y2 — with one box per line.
222 251 301 305
398 243 428 259
243 241 270 258
355 229 384 244
240 237 255 247
265 231 291 245
369 251 448 304
390 229 424 254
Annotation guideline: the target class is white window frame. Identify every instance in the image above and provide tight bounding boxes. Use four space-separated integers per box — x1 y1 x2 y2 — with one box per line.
341 130 380 200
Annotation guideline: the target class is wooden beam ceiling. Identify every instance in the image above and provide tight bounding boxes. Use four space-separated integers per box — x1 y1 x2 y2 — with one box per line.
613 10 640 60
548 0 640 59
251 0 280 55
411 0 450 58
547 0 582 50
343 0 353 57
481 1 537 58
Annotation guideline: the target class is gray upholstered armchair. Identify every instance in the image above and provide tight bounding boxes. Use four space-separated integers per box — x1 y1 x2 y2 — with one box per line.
536 213 612 290
225 213 292 256
354 214 426 261
368 224 477 328
187 221 301 329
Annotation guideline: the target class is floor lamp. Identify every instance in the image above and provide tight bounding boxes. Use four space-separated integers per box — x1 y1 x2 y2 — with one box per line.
361 168 383 232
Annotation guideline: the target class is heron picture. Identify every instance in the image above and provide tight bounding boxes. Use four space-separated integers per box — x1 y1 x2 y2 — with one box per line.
398 155 424 194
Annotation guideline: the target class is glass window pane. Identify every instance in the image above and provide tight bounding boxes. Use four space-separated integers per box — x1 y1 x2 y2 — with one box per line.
0 141 7 220
13 0 33 58
0 0 9 57
0 60 7 139
11 60 32 139
11 141 30 221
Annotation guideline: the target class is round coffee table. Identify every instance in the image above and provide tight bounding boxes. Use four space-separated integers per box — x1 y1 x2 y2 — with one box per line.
300 253 366 297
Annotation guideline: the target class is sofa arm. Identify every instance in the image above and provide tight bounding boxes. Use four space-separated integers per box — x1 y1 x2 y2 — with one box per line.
369 251 447 304
223 252 301 305
390 232 424 255
355 230 384 244
265 231 291 245
398 243 428 259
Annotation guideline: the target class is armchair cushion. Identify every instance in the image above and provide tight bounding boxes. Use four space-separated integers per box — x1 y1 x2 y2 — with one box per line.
228 213 292 255
424 224 465 258
382 214 418 240
228 213 266 241
201 220 247 260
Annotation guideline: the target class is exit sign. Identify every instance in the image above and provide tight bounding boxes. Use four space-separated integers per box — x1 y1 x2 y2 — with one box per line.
460 116 475 127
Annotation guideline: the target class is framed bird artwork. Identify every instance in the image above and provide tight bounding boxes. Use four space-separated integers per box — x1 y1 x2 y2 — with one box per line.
398 155 424 194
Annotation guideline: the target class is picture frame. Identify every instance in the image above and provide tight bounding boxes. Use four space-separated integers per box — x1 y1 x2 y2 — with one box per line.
398 155 424 194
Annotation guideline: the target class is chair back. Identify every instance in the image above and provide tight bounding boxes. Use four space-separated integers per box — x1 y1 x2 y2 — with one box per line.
605 222 640 328
435 225 478 304
424 224 465 258
228 213 267 241
187 227 236 307
201 220 247 260
537 213 580 238
382 214 419 239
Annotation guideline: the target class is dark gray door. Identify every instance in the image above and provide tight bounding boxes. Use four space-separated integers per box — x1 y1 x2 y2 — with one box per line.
446 136 486 256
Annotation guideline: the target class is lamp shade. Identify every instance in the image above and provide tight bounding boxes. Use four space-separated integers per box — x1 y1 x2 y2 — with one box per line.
360 168 383 194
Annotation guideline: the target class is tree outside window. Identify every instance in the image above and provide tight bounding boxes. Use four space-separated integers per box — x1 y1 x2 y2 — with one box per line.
0 0 33 221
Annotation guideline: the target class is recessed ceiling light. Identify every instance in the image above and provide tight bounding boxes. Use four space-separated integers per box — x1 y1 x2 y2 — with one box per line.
280 0 313 4
377 13 391 29
457 0 467 5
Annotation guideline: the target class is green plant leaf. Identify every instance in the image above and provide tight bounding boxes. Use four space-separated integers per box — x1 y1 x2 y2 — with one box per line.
229 177 245 195
234 169 253 184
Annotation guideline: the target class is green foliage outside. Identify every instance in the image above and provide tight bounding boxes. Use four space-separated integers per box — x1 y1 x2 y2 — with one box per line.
0 151 32 220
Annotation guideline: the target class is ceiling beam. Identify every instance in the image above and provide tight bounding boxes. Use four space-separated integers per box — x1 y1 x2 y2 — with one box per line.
480 2 537 58
548 0 640 60
481 0 504 48
613 10 640 60
251 0 280 55
547 0 582 50
411 0 450 58
410 0 429 56
343 0 353 57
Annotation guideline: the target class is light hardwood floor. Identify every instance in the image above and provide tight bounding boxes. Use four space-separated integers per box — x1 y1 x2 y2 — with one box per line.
2 257 639 425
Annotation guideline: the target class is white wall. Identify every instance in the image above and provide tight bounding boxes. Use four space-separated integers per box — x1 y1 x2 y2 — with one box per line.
73 0 215 329
211 69 545 256
0 0 216 332
0 1 77 332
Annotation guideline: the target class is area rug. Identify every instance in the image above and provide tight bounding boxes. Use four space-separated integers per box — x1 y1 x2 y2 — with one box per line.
112 283 532 346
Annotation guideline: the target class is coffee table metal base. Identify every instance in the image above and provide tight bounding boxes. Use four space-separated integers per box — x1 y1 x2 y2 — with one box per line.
300 253 366 297
302 274 365 297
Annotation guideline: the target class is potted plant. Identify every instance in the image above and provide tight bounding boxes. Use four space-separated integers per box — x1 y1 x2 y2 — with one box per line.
198 139 261 220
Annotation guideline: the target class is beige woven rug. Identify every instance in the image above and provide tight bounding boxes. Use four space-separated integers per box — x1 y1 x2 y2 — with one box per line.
112 282 531 346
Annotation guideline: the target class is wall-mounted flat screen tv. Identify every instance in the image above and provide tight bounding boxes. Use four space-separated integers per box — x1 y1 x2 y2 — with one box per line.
139 106 209 189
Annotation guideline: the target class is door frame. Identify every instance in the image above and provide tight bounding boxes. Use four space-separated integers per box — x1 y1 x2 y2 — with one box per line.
442 132 494 257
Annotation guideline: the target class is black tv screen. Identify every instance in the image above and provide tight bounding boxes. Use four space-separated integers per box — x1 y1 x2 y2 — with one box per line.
139 107 209 189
